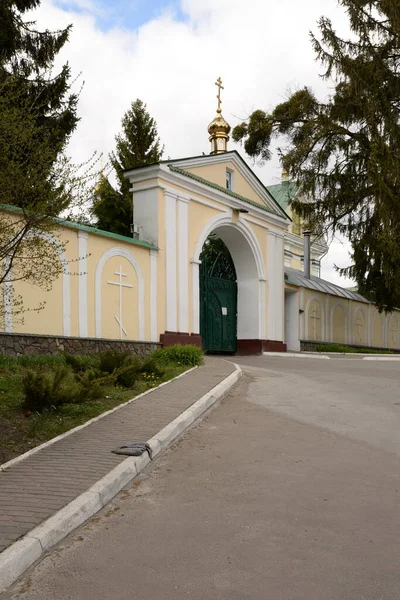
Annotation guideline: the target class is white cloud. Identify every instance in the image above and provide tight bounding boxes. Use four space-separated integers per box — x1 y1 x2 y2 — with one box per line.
36 0 353 286
321 235 354 288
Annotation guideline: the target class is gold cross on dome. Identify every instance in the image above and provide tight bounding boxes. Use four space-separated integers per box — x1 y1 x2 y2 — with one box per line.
215 77 224 111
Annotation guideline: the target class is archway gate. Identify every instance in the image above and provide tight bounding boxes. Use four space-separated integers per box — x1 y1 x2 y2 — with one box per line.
125 151 288 353
199 237 237 353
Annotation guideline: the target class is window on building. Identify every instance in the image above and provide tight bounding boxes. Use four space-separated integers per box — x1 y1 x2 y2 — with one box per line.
226 169 233 190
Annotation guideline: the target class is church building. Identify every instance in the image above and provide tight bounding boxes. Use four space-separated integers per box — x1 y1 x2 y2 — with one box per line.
1 80 399 355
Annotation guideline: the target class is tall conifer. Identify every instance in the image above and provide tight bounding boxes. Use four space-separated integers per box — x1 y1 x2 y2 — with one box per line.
0 0 78 171
233 0 400 311
93 99 163 236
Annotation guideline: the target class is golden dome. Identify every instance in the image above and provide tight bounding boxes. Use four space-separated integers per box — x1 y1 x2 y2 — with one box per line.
208 108 231 137
208 77 230 154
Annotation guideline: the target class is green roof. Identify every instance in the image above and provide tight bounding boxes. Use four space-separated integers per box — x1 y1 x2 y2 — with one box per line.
169 165 288 218
266 181 299 212
0 203 158 250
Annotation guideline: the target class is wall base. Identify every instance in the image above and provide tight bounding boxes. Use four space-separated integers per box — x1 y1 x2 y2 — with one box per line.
160 331 203 348
236 339 287 355
160 335 287 355
300 340 400 354
0 332 160 357
262 340 287 353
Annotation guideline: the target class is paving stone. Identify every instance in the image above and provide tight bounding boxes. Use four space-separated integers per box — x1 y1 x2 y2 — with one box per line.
0 359 234 553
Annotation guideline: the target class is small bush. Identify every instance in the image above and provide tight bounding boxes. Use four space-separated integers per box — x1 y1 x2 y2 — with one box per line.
316 343 393 354
115 361 141 388
64 353 100 374
151 345 203 366
22 366 80 412
140 358 166 378
17 354 66 369
99 350 130 374
115 367 138 389
0 354 18 371
75 370 109 402
0 354 66 372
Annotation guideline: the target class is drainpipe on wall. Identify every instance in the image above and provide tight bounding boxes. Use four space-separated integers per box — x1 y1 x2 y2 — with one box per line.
303 230 311 279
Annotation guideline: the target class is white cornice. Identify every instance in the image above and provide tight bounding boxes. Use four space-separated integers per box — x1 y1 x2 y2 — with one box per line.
126 164 289 230
125 154 288 221
169 152 288 218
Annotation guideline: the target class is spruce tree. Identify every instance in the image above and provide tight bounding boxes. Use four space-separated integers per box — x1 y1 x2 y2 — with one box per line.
233 0 400 311
93 174 132 237
93 99 163 236
0 0 79 175
0 3 99 323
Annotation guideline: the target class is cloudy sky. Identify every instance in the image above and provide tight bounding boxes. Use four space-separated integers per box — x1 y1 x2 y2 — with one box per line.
35 0 354 286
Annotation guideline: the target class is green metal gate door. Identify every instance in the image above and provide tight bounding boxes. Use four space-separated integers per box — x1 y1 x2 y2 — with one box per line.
199 237 237 353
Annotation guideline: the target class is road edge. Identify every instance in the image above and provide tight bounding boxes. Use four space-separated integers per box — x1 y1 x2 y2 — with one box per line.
0 367 197 472
0 363 242 594
263 352 330 360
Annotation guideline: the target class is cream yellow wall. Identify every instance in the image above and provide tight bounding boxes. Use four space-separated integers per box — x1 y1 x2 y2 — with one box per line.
155 175 288 342
157 176 230 336
304 292 325 341
187 198 225 334
85 232 152 341
301 288 400 350
388 314 399 349
156 187 166 337
290 257 303 271
13 278 64 336
185 161 273 209
185 163 225 188
3 217 154 342
285 241 321 274
12 227 78 337
372 310 383 347
247 220 268 267
332 304 346 343
99 255 139 340
352 305 367 345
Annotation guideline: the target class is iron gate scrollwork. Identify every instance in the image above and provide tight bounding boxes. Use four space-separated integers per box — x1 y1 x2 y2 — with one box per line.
199 236 237 353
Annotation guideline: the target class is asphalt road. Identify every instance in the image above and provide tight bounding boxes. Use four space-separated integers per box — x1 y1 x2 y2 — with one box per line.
3 356 400 600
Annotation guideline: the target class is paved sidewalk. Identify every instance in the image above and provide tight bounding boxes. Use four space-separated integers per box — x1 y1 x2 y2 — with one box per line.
5 358 400 600
0 358 235 554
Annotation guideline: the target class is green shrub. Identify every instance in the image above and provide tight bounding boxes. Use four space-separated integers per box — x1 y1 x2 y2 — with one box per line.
0 354 66 372
64 353 100 374
151 345 203 366
315 343 393 354
75 370 109 402
140 358 166 378
17 354 66 368
22 366 80 412
115 364 139 388
99 350 130 374
114 356 167 388
0 354 18 371
22 363 113 411
115 360 142 388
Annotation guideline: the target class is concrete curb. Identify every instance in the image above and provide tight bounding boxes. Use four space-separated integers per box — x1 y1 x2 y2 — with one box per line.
0 363 242 593
263 352 330 360
0 366 197 472
362 356 400 361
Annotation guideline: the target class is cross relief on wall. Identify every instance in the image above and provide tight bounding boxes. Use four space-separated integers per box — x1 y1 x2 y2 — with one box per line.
390 319 398 346
310 303 320 340
107 265 133 339
355 315 365 343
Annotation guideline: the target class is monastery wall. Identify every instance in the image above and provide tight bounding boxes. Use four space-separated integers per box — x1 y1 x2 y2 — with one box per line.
300 288 400 351
1 211 157 345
